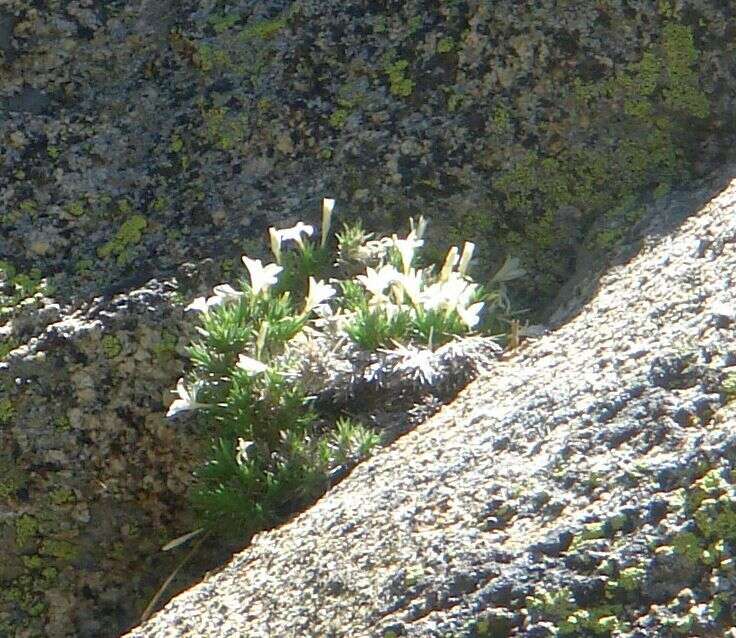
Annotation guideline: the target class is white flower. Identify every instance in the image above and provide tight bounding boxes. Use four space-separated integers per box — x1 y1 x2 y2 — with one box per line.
166 378 211 417
185 284 242 313
440 246 459 282
491 255 526 283
391 232 424 274
395 268 424 306
235 438 257 465
421 274 477 312
269 227 282 264
304 277 336 313
275 222 314 248
212 284 244 301
236 354 269 375
185 296 218 313
321 198 335 248
457 301 485 328
356 264 399 300
458 242 475 276
242 256 282 295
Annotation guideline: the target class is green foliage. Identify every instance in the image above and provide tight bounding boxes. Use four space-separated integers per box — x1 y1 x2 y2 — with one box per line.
0 261 48 319
174 207 519 539
329 417 380 466
345 305 412 351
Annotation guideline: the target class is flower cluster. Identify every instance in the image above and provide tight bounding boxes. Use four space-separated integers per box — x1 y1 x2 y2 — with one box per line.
166 198 523 539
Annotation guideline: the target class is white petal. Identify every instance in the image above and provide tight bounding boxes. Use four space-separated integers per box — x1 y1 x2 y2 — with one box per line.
185 297 209 313
212 284 243 300
304 277 336 312
166 398 192 418
457 302 484 328
175 378 190 401
236 354 268 375
491 256 526 283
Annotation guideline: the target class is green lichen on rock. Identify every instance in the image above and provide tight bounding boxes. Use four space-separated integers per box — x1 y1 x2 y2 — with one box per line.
49 487 75 506
239 16 287 41
97 214 148 266
39 539 78 562
384 59 415 97
0 397 14 425
526 586 625 636
15 515 39 548
101 334 123 359
201 106 249 151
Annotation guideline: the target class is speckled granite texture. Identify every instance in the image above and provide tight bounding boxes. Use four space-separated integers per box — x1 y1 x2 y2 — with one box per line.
126 171 736 637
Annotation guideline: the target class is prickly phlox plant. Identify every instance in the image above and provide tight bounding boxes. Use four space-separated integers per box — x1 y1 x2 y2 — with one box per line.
166 198 525 540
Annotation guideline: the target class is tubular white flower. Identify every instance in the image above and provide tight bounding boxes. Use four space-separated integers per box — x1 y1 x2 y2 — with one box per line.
396 268 424 307
185 283 242 313
458 241 475 276
184 296 214 313
391 232 424 274
241 256 283 295
212 284 244 301
491 255 526 283
421 274 477 312
457 301 485 328
236 354 268 375
166 378 211 417
304 277 336 313
275 222 314 248
321 198 335 248
356 264 399 300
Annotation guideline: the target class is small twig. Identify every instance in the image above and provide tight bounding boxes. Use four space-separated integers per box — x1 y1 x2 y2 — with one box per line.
140 529 212 624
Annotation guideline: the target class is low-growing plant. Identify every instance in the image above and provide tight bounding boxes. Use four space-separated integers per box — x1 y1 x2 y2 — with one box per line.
162 197 524 542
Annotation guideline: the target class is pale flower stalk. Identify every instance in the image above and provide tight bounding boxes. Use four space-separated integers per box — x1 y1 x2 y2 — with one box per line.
458 242 475 276
410 215 428 240
166 378 211 417
269 227 282 264
321 198 335 248
242 256 283 295
440 246 459 282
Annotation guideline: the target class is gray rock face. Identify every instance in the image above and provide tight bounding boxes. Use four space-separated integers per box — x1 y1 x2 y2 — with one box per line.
2 1 736 636
124 170 736 637
1 0 735 313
